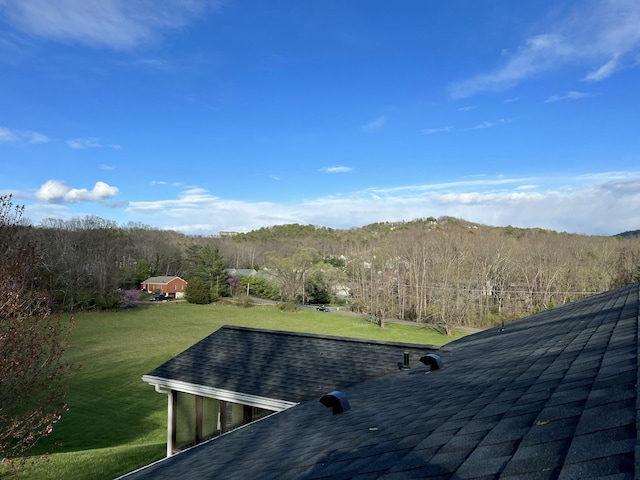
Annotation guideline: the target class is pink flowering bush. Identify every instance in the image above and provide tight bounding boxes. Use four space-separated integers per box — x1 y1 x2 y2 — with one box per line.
119 289 141 309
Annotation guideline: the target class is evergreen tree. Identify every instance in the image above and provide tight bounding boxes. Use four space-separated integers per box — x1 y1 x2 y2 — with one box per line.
185 278 211 304
305 271 332 304
188 244 229 298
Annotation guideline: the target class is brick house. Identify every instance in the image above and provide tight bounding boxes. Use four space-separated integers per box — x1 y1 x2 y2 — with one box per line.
141 276 188 299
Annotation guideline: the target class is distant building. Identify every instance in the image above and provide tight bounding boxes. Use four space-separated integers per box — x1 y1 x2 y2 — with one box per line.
141 276 188 299
225 268 276 281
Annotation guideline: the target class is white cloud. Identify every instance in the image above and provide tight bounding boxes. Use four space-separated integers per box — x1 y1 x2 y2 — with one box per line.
0 127 16 142
67 137 101 149
0 126 51 143
0 0 222 51
67 137 120 149
361 116 387 132
544 91 590 103
27 131 51 143
450 34 573 99
421 127 451 135
458 106 477 112
35 179 119 203
449 0 640 98
365 175 536 195
133 58 168 69
323 166 353 174
471 119 511 130
23 171 640 236
583 53 621 81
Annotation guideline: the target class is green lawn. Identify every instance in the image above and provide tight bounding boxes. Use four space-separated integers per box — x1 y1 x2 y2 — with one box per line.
13 302 464 479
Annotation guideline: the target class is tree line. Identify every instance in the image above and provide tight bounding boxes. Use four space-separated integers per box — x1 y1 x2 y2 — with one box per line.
19 212 640 328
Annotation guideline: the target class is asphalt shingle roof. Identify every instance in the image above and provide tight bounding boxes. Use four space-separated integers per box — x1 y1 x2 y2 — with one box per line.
141 276 184 285
123 282 640 479
144 326 440 403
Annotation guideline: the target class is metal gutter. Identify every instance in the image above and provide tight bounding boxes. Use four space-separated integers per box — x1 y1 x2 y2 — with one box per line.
142 375 298 411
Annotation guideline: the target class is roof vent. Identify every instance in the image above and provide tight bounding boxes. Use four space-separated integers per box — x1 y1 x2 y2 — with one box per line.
419 353 443 371
320 391 350 415
398 351 410 370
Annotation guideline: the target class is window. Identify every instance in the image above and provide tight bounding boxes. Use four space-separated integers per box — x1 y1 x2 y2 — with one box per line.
175 392 197 450
172 392 275 453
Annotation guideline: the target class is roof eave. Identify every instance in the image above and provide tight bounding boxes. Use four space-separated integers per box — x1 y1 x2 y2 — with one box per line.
142 375 298 411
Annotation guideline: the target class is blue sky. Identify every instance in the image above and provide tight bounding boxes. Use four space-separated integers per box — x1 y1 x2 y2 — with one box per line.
2 0 639 236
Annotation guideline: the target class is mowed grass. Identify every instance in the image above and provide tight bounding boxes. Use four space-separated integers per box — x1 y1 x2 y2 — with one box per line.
14 302 464 479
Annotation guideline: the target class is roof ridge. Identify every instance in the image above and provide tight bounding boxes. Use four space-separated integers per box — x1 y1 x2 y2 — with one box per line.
219 324 442 350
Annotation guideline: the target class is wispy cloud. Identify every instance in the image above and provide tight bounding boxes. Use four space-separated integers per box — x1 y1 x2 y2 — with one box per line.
0 127 16 142
583 53 621 81
67 138 101 149
449 0 640 98
115 171 640 236
0 126 51 143
504 97 520 103
132 58 169 69
361 116 387 132
35 179 119 203
365 175 537 195
28 131 51 143
19 172 640 236
323 166 353 174
0 0 223 51
471 118 512 130
67 137 120 149
458 106 477 112
421 127 451 135
544 91 590 103
450 34 574 99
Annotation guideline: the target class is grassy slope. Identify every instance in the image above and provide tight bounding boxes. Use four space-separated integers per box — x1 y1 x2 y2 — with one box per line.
17 302 463 479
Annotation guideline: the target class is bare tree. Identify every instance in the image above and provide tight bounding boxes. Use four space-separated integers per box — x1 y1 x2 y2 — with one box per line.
267 247 320 302
0 195 72 465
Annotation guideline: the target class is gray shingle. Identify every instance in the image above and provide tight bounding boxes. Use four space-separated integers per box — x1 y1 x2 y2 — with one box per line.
144 326 439 403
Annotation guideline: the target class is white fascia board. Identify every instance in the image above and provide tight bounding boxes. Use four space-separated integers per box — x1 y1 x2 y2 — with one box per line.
142 375 297 411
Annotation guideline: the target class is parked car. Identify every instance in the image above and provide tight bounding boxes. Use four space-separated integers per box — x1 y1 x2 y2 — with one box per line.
152 294 171 302
316 305 330 312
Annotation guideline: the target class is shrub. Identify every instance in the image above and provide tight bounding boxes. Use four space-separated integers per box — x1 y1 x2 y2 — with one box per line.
119 289 141 309
209 289 220 303
237 295 254 308
239 276 279 300
277 301 298 312
185 279 211 304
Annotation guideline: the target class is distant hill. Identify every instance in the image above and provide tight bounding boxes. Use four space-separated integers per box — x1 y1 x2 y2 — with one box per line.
615 230 640 239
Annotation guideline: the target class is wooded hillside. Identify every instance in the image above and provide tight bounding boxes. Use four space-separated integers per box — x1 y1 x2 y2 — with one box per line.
27 215 640 330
